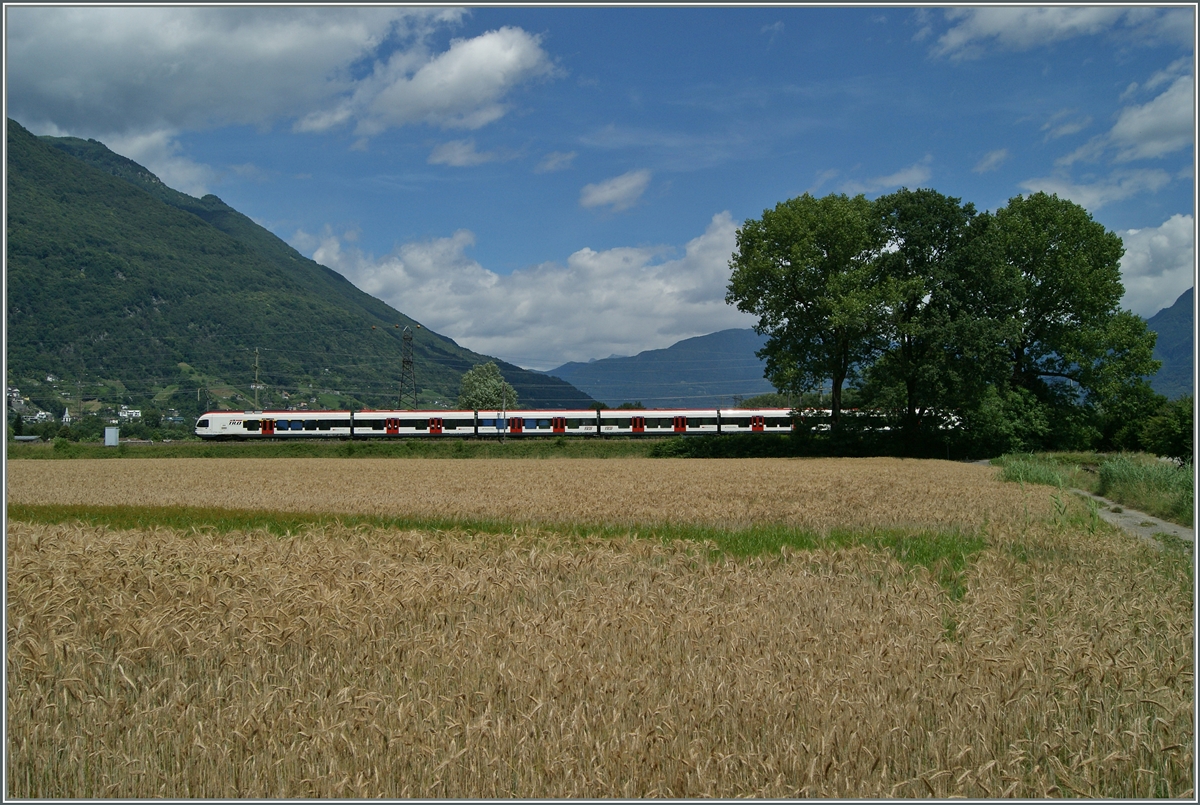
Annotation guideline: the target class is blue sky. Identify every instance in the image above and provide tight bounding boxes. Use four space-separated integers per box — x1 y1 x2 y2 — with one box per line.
6 5 1195 369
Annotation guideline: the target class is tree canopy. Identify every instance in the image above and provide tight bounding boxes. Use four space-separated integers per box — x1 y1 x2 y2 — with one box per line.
456 362 518 411
726 192 882 426
727 189 1164 454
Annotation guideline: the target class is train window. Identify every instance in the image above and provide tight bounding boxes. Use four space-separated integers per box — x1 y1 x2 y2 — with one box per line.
400 419 426 430
197 419 209 428
332 419 351 429
243 420 260 431
275 419 288 430
317 420 331 431
291 420 306 430
303 420 318 431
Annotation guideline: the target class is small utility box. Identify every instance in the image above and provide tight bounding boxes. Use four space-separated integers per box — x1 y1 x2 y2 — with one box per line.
104 427 119 447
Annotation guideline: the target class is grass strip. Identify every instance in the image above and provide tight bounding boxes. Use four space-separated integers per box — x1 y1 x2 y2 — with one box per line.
1097 455 1194 527
7 437 664 460
7 503 986 598
993 451 1193 527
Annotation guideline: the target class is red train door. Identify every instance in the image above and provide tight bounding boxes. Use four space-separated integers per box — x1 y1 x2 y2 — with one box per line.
261 419 275 435
631 416 645 433
673 416 687 433
510 416 524 434
386 417 400 435
552 416 566 433
428 417 443 434
752 415 765 432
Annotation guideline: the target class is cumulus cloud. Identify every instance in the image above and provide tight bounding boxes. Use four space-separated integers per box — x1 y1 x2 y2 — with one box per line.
1117 214 1195 317
6 7 557 172
841 156 932 194
6 7 444 134
1063 74 1196 168
1019 169 1173 211
973 149 1009 173
579 169 652 211
1109 75 1194 162
932 7 1193 60
294 213 755 369
302 26 560 137
103 129 220 197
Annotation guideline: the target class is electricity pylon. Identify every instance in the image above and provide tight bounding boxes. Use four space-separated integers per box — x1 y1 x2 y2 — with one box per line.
398 325 419 409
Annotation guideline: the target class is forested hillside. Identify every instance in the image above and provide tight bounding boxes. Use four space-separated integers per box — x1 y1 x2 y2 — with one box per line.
6 119 593 418
1145 287 1193 400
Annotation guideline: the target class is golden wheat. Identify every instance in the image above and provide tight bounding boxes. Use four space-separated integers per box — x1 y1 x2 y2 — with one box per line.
6 505 1192 797
4 457 1048 532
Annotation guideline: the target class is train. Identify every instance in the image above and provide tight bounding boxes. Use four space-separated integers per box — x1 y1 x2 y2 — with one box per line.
194 407 797 440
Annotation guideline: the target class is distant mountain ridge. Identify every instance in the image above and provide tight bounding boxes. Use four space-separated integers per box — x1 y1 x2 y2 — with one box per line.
1145 287 1193 400
547 329 775 408
548 284 1194 409
5 118 594 412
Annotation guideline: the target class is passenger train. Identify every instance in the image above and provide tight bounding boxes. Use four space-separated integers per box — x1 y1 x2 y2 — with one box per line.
194 407 797 440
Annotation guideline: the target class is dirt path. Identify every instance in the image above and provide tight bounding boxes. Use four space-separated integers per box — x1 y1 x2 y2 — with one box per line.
1069 488 1194 547
968 459 1192 548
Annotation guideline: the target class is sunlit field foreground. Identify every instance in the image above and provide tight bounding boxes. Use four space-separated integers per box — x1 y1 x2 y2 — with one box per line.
8 457 1037 532
7 458 1194 798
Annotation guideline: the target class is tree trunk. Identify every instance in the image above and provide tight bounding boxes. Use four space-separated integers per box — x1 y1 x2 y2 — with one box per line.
831 353 848 429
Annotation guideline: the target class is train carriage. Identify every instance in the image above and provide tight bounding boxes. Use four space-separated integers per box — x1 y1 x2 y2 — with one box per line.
195 407 796 440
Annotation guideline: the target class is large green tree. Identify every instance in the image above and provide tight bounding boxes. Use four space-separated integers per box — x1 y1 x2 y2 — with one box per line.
456 362 518 411
726 193 883 427
864 188 978 435
983 192 1161 448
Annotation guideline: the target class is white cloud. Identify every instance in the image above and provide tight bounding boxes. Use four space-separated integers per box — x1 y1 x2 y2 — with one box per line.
1052 71 1193 171
579 169 652 211
295 213 755 369
427 139 507 167
1041 110 1092 141
1118 214 1195 318
1019 169 1173 211
6 8 557 161
932 7 1193 60
6 7 450 134
841 156 932 194
1110 75 1194 162
312 26 560 137
973 149 1009 173
1144 57 1193 93
535 151 577 173
103 129 218 197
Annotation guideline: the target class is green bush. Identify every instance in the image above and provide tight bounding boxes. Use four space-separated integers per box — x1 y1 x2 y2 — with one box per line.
1141 395 1193 464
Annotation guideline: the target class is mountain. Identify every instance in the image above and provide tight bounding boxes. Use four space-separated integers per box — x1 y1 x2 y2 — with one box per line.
1145 287 1193 400
547 329 776 408
5 118 594 413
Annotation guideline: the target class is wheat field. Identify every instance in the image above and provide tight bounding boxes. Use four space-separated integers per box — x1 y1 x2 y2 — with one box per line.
6 458 1194 797
5 457 1047 532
